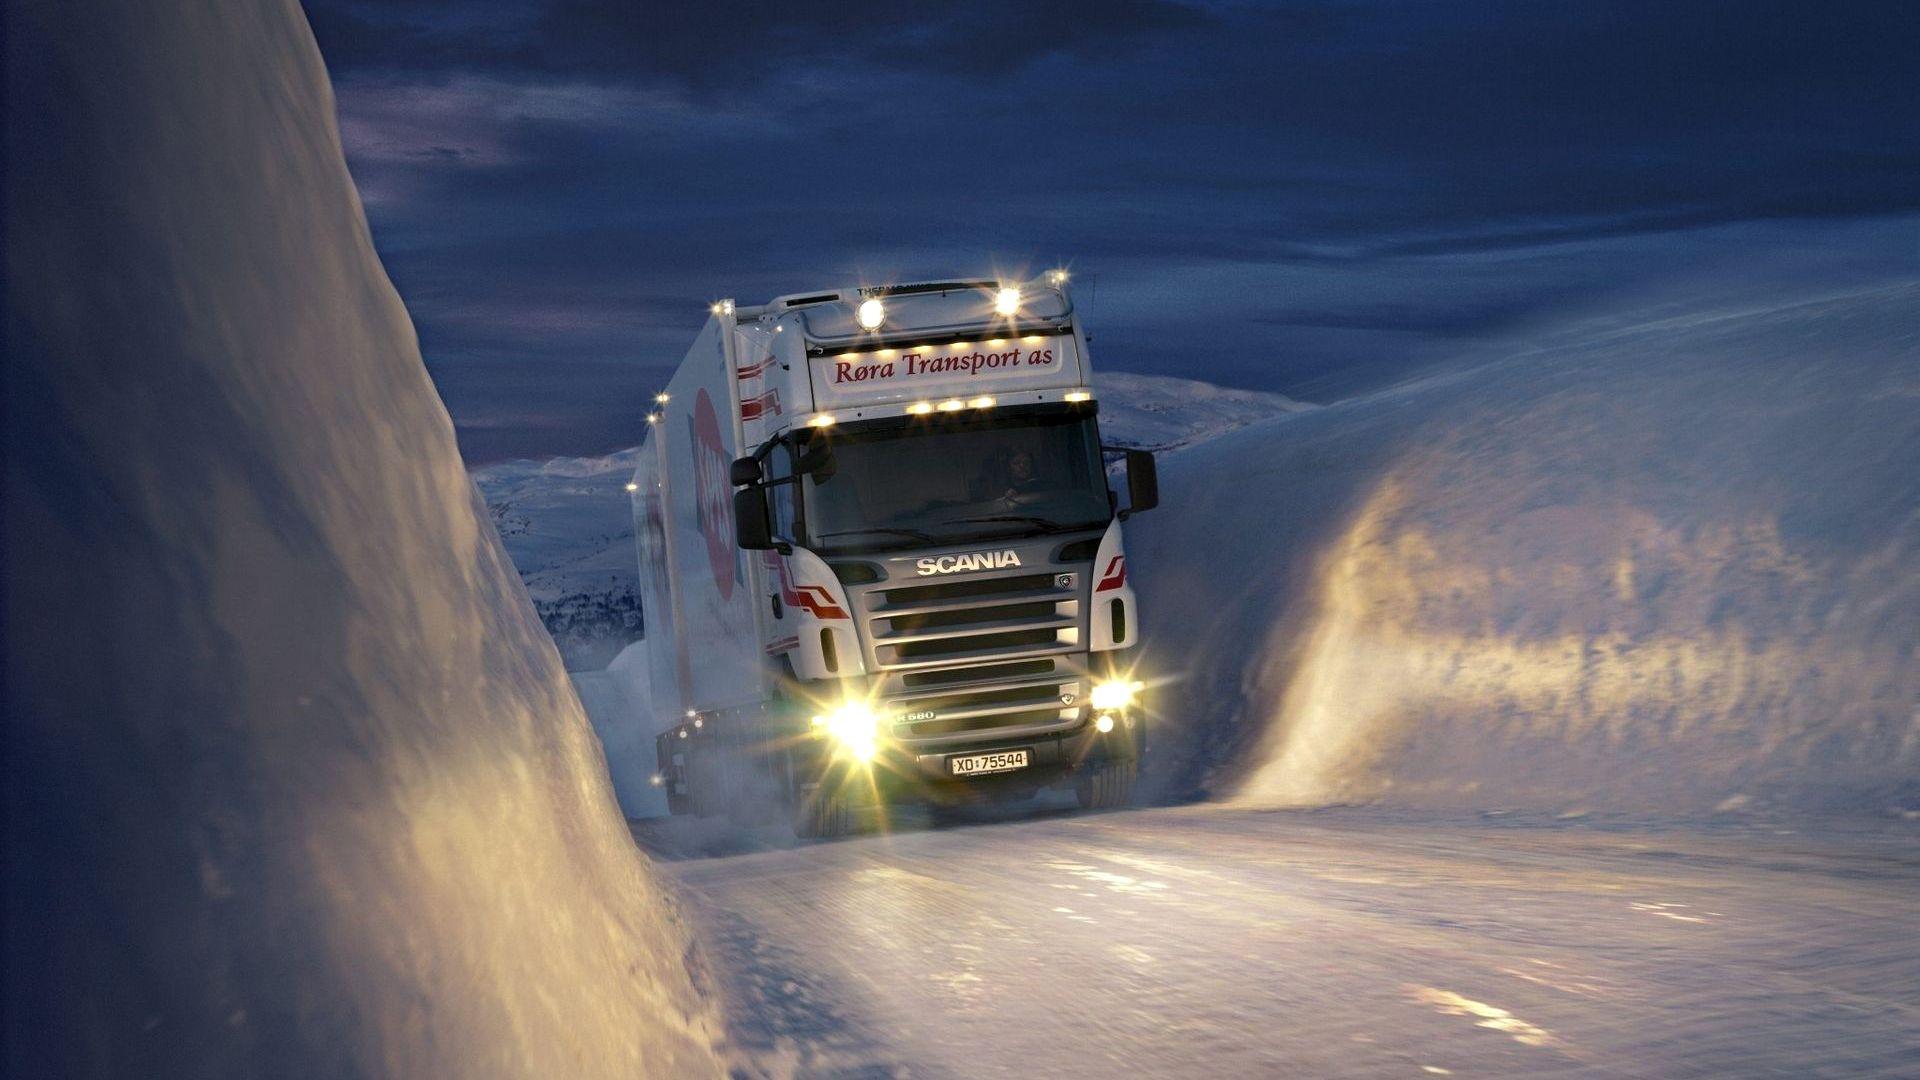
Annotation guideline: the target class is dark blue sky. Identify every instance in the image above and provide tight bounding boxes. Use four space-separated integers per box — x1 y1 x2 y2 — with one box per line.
303 1 1918 463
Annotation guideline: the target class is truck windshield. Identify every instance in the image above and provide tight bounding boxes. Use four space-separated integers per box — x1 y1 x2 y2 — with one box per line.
801 410 1110 554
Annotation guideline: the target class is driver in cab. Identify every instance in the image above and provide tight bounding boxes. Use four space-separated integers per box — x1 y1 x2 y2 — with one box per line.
975 448 1047 503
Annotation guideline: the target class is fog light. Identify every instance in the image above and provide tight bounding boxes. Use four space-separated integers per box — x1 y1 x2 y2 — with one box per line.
1094 713 1115 734
812 701 881 762
1089 679 1138 712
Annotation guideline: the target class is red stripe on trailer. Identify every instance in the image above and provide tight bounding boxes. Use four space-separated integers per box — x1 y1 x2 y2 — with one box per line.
737 356 776 380
1095 555 1127 592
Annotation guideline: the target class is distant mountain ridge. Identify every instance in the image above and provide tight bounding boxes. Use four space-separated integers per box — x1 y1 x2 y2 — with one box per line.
473 372 1310 669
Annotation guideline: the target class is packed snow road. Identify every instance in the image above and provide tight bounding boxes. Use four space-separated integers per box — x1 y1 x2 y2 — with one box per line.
637 804 1919 1078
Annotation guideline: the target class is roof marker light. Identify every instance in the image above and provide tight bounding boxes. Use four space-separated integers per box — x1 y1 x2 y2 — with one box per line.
994 287 1021 316
1047 269 1069 285
856 298 886 330
937 399 965 412
654 392 670 404
625 482 639 492
969 395 996 409
810 413 837 428
1064 391 1092 403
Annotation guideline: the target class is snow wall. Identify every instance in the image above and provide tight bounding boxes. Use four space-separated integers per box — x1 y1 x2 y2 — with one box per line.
571 642 670 819
3 3 725 1075
1132 281 1919 816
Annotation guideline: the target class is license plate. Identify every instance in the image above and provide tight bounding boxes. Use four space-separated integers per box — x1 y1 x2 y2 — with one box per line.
948 749 1031 776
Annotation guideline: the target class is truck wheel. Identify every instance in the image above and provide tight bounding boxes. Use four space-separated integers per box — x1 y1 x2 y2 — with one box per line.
794 786 852 839
1075 761 1137 810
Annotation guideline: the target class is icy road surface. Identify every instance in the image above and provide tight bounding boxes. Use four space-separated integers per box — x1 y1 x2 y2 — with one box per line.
640 805 1919 1078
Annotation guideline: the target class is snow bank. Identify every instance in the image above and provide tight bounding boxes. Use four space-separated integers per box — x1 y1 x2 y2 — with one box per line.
1093 371 1312 451
571 642 669 819
3 3 724 1075
1132 282 1919 816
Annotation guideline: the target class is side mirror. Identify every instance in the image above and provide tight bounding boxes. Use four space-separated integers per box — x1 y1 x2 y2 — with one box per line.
733 488 774 550
730 456 762 487
1124 449 1158 515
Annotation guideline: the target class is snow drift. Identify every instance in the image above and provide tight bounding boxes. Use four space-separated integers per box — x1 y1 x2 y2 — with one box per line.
3 3 724 1075
571 642 669 819
1133 281 1919 815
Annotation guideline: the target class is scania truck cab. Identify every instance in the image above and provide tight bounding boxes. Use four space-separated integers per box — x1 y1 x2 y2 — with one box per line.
632 274 1156 837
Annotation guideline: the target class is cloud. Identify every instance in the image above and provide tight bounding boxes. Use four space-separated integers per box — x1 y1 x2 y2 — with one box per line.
299 0 1920 461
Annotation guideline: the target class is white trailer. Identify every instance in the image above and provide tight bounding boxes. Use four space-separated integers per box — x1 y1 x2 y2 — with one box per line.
632 274 1157 836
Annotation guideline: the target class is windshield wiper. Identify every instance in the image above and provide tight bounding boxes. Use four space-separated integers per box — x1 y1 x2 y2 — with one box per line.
941 514 1102 534
813 526 940 545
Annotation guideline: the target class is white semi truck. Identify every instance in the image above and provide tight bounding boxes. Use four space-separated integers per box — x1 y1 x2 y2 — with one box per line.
631 274 1157 837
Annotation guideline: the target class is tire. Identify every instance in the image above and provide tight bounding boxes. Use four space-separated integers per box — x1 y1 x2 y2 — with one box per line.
794 785 853 839
1075 761 1137 810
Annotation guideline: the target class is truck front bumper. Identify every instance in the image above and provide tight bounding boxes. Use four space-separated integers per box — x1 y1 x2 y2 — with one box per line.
893 710 1143 788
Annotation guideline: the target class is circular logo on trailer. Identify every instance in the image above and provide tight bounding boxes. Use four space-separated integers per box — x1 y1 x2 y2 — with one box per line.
689 388 739 600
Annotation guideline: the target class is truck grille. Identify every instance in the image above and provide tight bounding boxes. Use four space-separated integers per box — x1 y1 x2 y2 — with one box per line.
862 566 1090 746
868 572 1079 671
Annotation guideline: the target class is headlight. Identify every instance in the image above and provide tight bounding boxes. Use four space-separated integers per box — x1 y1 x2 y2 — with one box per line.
812 701 881 762
1089 679 1139 712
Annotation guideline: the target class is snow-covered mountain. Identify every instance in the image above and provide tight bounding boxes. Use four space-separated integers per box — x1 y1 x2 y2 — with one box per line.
476 447 647 670
474 372 1309 669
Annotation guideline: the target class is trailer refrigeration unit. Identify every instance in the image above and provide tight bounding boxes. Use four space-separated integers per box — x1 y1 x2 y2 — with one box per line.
632 274 1157 837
